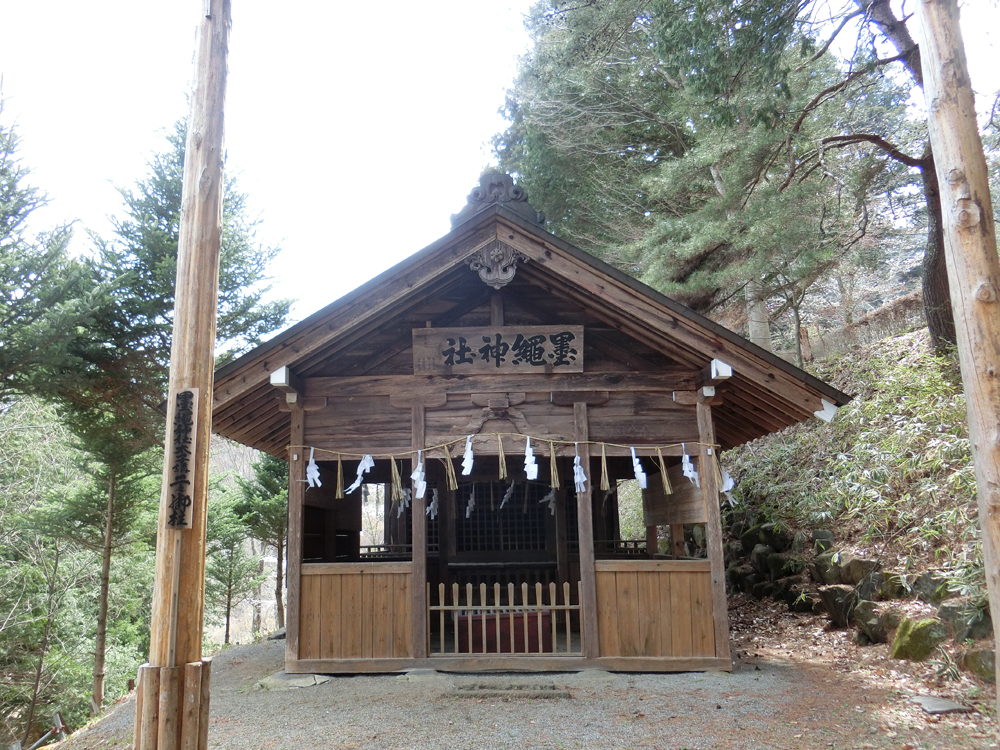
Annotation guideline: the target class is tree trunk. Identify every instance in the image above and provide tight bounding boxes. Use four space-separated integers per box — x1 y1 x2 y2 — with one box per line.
745 279 772 351
22 546 59 747
275 539 285 629
916 0 1000 704
92 473 115 715
856 2 956 349
791 304 804 368
920 148 957 350
224 583 232 645
251 542 263 638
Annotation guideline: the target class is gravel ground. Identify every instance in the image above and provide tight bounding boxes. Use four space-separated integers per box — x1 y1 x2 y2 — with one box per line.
55 629 997 750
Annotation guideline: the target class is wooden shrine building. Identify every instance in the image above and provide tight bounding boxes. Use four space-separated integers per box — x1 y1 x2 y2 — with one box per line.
212 174 849 673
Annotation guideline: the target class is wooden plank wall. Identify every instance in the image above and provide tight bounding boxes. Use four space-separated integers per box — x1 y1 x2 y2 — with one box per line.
594 560 714 658
298 563 413 660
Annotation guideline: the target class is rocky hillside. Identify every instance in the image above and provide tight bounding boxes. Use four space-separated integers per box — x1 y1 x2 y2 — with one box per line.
721 329 994 684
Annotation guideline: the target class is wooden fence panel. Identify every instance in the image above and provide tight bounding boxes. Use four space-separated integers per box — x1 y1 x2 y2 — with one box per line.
594 561 714 658
595 571 620 657
669 572 694 657
299 563 413 660
636 571 661 656
372 573 393 658
691 569 716 657
615 571 641 656
320 573 342 659
299 574 321 659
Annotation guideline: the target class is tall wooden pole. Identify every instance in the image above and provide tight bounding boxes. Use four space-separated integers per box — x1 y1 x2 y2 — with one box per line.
914 0 1000 697
137 2 231 748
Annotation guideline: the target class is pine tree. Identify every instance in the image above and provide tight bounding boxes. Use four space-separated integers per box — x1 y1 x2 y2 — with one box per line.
205 491 266 645
234 453 288 629
42 120 292 713
0 103 97 401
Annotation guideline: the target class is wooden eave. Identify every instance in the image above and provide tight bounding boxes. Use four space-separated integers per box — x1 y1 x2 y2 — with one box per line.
212 204 850 456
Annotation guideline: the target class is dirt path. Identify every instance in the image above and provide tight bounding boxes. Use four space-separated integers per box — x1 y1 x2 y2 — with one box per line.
57 597 997 750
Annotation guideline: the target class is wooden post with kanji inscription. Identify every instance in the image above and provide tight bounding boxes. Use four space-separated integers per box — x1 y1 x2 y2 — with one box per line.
915 0 1000 700
135 2 231 749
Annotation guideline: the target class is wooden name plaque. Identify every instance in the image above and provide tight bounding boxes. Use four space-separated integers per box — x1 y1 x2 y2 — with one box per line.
413 326 584 375
165 387 200 529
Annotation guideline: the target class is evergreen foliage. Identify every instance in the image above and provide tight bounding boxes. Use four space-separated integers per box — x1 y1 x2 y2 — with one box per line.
205 490 267 645
0 399 95 745
0 104 97 401
0 115 293 736
234 453 288 629
494 0 949 349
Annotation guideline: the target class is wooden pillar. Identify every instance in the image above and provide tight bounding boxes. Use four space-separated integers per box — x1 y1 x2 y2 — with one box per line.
697 399 731 663
645 525 658 558
670 525 686 559
140 4 229 748
574 403 600 659
411 406 428 659
439 468 455 591
916 0 1000 694
555 482 569 586
285 405 305 666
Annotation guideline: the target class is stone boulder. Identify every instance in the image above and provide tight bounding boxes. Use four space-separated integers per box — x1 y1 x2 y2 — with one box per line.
878 572 907 600
725 540 744 565
839 555 880 585
740 524 764 554
854 600 902 644
890 618 948 661
937 598 993 641
810 551 842 585
911 572 953 604
960 649 996 683
759 522 792 553
857 572 883 602
751 580 775 599
819 585 858 628
766 553 787 581
750 543 775 577
812 529 835 553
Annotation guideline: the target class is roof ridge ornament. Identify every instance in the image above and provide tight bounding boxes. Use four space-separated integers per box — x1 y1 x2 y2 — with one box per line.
468 240 527 289
450 173 545 228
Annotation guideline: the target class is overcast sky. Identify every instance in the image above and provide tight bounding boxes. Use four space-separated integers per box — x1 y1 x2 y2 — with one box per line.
1 1 997 324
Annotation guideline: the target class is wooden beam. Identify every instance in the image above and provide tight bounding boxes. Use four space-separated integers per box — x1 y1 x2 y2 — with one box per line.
307 371 694 399
697 398 731 664
287 655 732 674
916 0 1000 694
389 393 448 410
574 402 600 659
285 405 305 667
551 391 609 406
410 405 428 659
148 0 231 669
491 293 504 326
143 5 231 747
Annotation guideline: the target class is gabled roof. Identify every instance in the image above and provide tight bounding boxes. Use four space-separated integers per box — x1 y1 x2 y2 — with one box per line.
212 179 850 456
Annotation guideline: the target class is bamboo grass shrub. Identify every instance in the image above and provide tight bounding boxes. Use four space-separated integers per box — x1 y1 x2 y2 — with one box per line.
725 329 983 601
